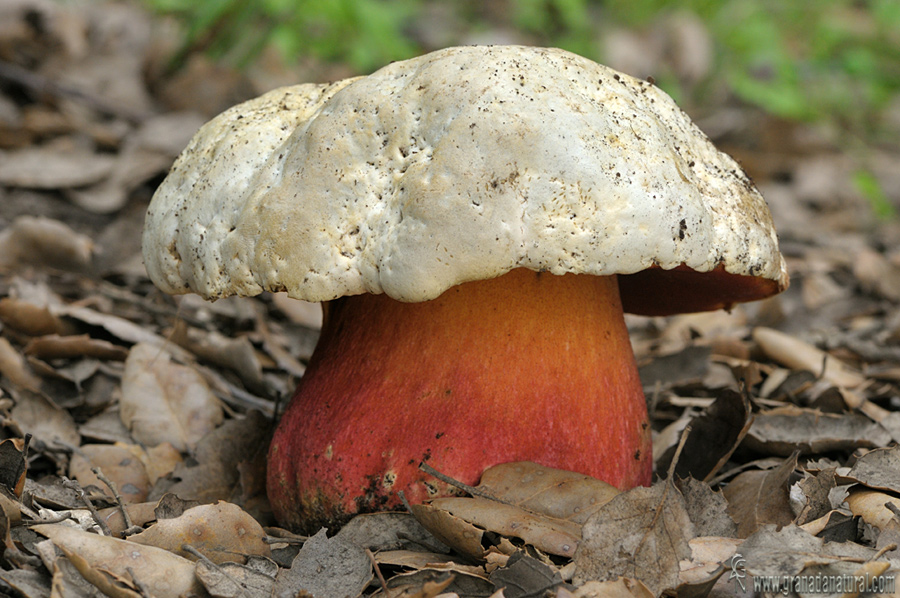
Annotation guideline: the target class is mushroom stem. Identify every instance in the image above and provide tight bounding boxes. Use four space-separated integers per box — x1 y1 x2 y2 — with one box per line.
267 268 651 530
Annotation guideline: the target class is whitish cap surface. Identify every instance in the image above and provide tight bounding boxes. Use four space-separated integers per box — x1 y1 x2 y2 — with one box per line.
143 45 788 315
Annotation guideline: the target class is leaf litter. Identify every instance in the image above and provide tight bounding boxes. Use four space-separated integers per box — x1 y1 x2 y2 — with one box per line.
0 1 899 597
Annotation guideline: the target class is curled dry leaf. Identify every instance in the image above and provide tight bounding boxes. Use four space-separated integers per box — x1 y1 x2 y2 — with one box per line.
722 453 798 538
32 523 204 598
373 549 465 571
0 437 29 498
0 216 93 271
573 481 694 596
127 501 270 564
120 342 223 451
741 405 891 456
841 446 900 493
52 305 193 361
476 461 620 525
25 334 129 361
682 536 741 586
0 337 41 391
380 569 493 597
752 327 866 388
412 497 581 559
0 297 70 336
845 488 900 531
409 501 490 561
59 550 143 598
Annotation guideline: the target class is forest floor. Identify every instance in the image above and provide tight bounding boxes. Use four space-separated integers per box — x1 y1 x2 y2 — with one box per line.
1 2 899 597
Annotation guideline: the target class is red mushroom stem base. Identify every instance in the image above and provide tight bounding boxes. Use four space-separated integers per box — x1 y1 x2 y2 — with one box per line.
267 268 651 531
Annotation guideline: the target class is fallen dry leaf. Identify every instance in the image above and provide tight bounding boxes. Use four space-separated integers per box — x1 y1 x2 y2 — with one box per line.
0 337 41 391
573 480 694 596
69 442 151 504
676 477 737 537
196 557 278 598
52 305 193 361
0 297 70 336
274 528 371 598
476 461 620 524
378 568 493 597
741 405 891 455
0 216 94 271
722 453 798 538
490 551 566 597
32 523 204 598
98 501 158 536
840 446 900 493
128 501 270 564
58 549 144 598
845 488 900 531
335 512 451 553
413 497 581 559
793 468 838 525
120 342 223 451
25 334 129 361
0 147 116 189
49 552 141 598
0 437 29 498
9 387 81 449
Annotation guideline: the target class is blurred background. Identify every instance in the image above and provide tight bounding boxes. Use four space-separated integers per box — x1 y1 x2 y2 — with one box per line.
0 1 900 581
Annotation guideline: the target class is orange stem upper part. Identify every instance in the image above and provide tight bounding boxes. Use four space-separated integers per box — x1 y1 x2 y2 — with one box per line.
267 268 651 531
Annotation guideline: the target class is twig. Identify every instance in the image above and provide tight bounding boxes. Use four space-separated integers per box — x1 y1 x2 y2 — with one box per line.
181 544 217 567
262 535 307 544
366 548 393 598
667 423 692 480
61 477 112 536
398 490 413 514
418 461 514 505
126 567 153 598
871 543 897 561
92 467 142 537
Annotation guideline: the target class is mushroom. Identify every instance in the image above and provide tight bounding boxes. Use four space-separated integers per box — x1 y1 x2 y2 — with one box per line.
142 46 788 531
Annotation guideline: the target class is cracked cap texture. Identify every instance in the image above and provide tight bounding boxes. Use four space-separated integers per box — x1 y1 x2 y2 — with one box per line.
142 45 788 314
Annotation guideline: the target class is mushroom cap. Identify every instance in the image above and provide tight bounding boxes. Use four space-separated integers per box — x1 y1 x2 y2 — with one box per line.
143 45 788 316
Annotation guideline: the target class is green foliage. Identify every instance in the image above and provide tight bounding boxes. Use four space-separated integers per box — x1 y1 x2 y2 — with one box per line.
602 0 900 140
853 169 897 221
146 0 419 73
145 0 899 143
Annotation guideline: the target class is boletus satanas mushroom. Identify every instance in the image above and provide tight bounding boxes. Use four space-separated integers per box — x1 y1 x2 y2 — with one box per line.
142 46 788 532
